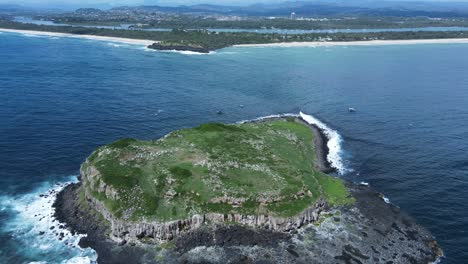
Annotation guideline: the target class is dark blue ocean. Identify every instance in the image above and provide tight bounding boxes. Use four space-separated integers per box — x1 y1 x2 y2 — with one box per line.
0 32 467 263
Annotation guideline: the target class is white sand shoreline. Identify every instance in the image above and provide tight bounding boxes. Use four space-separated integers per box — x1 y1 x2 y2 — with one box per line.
234 38 468 48
3 28 468 49
0 28 156 46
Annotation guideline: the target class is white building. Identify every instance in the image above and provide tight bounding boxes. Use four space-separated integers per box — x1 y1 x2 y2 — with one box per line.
290 12 297 20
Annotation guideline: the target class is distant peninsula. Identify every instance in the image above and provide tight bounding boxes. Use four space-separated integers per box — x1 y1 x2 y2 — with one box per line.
53 117 442 263
2 20 468 53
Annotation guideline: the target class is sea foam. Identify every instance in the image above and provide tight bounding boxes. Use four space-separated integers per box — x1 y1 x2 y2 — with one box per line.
142 47 215 55
107 43 123 47
0 176 97 263
21 33 41 38
300 112 349 175
237 113 299 124
166 50 215 55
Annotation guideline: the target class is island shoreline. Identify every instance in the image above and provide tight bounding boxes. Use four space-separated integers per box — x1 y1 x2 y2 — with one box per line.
52 116 442 263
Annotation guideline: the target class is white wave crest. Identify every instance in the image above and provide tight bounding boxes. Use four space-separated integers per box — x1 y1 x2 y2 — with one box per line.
21 33 41 38
142 47 215 55
166 50 215 55
107 43 123 47
0 176 97 263
300 111 349 174
382 196 391 204
237 113 299 124
359 181 369 186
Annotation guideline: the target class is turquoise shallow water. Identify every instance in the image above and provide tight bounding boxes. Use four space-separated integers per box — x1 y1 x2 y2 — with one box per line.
0 32 467 263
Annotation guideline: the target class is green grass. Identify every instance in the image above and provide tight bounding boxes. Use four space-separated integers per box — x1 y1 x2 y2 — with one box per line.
108 138 137 148
266 196 317 217
316 173 355 207
84 118 352 222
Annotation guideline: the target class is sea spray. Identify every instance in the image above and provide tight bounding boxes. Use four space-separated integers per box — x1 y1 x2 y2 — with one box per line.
299 112 349 175
0 177 97 263
237 113 299 124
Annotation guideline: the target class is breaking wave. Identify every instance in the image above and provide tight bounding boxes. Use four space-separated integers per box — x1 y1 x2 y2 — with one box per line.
163 50 215 55
107 43 123 47
142 47 215 55
0 176 97 263
299 112 349 175
237 113 299 124
20 33 42 38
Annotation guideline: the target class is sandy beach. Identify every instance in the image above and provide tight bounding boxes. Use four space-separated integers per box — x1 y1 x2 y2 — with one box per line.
235 38 468 48
0 28 156 46
3 27 468 49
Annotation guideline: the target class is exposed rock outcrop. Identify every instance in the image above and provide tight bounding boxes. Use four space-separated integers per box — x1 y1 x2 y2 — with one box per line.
54 180 443 264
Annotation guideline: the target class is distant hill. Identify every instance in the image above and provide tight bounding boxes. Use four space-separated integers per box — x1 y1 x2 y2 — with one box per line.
4 1 468 18
108 1 468 17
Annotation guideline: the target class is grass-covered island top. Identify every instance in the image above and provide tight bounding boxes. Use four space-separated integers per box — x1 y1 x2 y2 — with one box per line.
82 118 352 223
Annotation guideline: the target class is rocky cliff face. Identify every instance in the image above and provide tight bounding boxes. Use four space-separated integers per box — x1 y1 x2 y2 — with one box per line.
56 179 442 264
81 161 326 243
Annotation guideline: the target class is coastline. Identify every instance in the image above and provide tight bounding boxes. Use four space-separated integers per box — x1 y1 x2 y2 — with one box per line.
3 27 468 51
234 38 468 48
0 28 156 46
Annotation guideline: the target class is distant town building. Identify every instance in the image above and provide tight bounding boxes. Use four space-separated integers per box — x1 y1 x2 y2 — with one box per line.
290 12 297 20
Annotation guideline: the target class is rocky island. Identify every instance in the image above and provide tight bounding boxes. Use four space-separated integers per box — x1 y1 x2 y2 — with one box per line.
54 117 442 263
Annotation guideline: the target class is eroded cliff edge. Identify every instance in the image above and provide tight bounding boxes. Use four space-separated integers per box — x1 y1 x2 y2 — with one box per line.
81 159 327 242
53 117 442 263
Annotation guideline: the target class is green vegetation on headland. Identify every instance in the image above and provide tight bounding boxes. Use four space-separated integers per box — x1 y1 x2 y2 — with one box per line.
2 20 468 52
82 119 352 222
